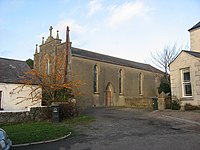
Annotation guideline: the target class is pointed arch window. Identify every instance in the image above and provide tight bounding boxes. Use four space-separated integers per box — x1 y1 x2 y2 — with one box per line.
46 58 50 75
0 91 2 110
93 65 99 93
139 72 144 95
119 69 124 94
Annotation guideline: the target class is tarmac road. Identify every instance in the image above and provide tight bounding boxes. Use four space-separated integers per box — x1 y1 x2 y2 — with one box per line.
14 107 200 150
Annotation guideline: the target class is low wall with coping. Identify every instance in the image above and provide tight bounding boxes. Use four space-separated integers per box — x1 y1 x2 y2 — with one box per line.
0 102 79 124
125 97 153 109
0 107 51 124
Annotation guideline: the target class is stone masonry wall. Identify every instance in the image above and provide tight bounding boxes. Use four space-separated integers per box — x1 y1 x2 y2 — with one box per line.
0 103 78 124
170 52 200 106
190 28 200 52
125 97 153 109
72 56 162 109
0 107 51 124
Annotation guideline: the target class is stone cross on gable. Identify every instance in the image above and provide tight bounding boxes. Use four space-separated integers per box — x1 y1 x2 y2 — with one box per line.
49 26 53 37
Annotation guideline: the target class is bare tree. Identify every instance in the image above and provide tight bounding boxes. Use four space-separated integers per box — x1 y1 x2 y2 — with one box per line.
146 43 183 94
149 43 181 75
11 53 82 107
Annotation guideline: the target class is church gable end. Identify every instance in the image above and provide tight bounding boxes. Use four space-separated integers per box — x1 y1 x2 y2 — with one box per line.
34 26 70 84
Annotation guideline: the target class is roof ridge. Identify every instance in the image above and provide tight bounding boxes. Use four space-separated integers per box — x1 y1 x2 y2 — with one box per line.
184 50 200 54
0 57 26 62
72 47 147 66
71 47 163 73
183 50 200 59
188 21 200 31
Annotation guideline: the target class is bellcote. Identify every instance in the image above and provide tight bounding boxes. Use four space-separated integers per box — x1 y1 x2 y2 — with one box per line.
40 26 62 46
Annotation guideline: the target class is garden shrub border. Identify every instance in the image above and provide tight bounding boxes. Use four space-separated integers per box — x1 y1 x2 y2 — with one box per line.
184 103 200 111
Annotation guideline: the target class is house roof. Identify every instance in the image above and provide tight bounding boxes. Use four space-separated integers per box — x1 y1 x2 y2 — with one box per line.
0 57 30 84
188 21 200 31
170 50 200 66
183 50 200 58
71 47 163 73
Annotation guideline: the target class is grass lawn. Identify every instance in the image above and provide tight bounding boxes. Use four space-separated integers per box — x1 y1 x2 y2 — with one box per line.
0 115 95 145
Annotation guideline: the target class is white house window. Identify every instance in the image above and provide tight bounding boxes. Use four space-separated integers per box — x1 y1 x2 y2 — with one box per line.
139 72 144 95
181 68 192 97
119 69 124 94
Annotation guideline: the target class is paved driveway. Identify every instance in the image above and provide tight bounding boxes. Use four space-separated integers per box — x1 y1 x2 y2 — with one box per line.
14 108 200 150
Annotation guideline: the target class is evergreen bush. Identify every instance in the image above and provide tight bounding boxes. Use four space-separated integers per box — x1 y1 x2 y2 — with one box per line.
171 101 180 110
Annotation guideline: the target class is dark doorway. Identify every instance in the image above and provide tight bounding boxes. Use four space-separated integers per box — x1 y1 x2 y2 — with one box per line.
105 83 113 106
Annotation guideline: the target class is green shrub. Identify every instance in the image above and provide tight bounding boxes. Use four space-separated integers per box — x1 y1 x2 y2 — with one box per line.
171 101 180 110
59 102 79 120
158 75 171 95
184 103 199 111
42 88 74 106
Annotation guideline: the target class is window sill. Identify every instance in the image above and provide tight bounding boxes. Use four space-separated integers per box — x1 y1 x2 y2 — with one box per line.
119 93 124 96
180 97 193 101
94 92 100 95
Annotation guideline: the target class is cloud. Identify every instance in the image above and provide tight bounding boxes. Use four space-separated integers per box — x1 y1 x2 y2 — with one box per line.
88 0 103 16
55 19 86 34
107 2 150 27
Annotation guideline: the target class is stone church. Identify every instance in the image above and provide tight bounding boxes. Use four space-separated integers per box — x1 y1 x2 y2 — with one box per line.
34 26 163 108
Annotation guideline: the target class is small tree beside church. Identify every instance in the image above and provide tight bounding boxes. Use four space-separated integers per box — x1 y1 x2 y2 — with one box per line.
18 68 82 106
149 43 181 75
26 58 34 69
157 75 171 94
12 50 82 107
148 43 181 94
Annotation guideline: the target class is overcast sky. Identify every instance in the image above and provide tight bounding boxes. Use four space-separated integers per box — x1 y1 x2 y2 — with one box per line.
0 0 200 65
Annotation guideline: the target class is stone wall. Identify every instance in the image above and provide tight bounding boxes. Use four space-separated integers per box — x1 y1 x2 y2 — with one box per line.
125 97 153 109
0 107 51 124
0 103 78 124
190 27 200 52
157 92 172 110
72 56 162 108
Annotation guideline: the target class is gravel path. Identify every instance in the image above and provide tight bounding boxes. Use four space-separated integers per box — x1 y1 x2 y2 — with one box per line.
15 107 200 150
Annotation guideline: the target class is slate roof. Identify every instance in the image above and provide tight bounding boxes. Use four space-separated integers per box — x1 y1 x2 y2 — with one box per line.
188 21 200 31
0 57 30 84
183 50 200 58
71 47 163 73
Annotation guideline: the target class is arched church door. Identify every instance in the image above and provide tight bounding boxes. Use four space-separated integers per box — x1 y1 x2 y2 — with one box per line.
106 83 112 106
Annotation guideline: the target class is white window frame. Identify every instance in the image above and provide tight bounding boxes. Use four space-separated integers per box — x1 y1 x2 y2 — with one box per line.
181 68 192 97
